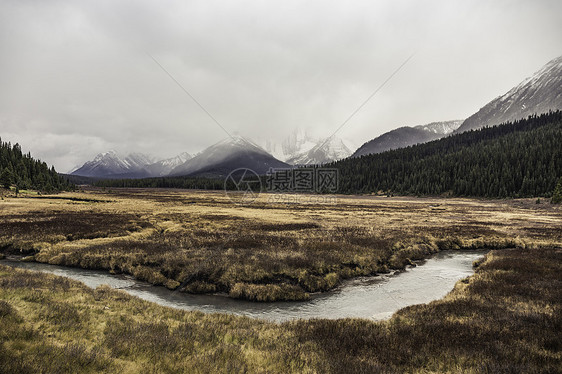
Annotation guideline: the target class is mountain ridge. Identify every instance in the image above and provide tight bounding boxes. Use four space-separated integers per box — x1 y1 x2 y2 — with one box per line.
456 55 562 133
352 120 462 158
71 151 155 178
170 136 289 177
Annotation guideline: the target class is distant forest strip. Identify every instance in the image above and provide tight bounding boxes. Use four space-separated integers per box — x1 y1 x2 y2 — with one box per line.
329 111 562 198
94 111 562 198
94 175 226 190
0 138 73 192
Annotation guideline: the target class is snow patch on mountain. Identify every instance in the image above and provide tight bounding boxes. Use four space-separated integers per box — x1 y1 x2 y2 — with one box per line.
416 120 463 134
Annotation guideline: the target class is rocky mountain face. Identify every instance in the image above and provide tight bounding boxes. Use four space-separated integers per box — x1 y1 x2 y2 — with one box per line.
352 120 462 158
456 55 562 133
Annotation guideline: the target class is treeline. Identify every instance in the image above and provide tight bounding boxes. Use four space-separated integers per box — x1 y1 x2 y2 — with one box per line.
0 138 73 192
95 176 225 190
328 111 562 198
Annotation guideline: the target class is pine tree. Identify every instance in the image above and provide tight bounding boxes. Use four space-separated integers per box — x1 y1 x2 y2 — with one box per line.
552 177 562 204
0 167 12 189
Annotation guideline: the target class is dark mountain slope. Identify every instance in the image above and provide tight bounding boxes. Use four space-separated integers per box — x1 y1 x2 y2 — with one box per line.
170 136 289 177
352 120 462 157
329 111 562 198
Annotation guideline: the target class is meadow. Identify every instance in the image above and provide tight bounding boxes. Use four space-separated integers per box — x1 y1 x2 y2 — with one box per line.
1 188 561 301
0 188 561 372
0 247 560 373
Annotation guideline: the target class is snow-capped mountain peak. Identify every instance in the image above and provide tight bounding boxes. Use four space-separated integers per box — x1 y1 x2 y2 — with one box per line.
503 56 562 100
285 135 352 165
216 135 269 154
170 135 288 177
71 151 155 178
93 150 118 161
260 129 353 165
456 55 562 133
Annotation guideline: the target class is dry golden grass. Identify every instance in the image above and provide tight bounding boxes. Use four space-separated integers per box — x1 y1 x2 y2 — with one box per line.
1 188 561 372
0 265 324 373
1 247 560 373
1 188 561 300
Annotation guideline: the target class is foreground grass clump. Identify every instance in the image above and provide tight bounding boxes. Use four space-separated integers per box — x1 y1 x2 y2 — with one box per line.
1 247 561 373
1 188 561 300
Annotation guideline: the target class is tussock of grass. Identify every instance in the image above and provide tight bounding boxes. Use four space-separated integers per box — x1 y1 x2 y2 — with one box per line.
229 282 309 301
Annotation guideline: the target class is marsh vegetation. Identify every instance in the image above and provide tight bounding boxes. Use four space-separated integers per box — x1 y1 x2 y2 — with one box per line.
1 189 561 372
0 247 560 373
1 188 561 302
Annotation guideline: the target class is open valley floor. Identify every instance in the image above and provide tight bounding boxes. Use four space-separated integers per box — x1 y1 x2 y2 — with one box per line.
0 189 561 372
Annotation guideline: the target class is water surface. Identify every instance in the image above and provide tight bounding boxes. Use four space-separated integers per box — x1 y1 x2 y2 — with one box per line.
2 250 485 322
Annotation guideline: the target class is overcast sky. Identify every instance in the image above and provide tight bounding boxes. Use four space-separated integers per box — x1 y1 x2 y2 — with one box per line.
1 0 561 172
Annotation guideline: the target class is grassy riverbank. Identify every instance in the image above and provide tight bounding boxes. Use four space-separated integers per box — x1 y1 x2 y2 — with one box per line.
1 189 561 301
1 247 560 373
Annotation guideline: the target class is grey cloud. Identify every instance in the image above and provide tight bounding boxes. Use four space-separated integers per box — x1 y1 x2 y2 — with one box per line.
0 0 561 172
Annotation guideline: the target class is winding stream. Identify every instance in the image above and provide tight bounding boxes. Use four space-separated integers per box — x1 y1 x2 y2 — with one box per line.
1 250 485 322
